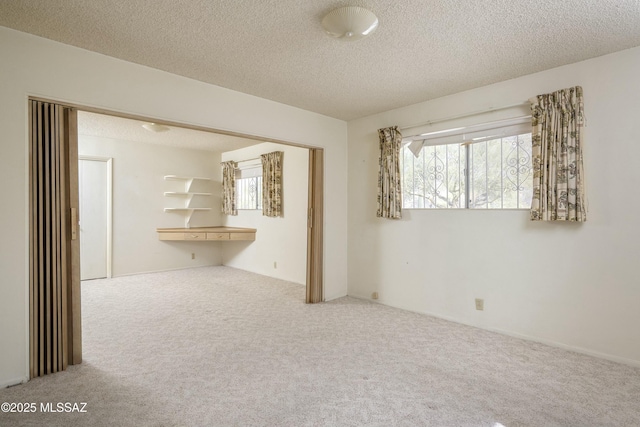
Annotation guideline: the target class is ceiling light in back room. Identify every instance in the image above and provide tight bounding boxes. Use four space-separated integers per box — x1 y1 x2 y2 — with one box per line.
142 123 170 133
321 6 378 41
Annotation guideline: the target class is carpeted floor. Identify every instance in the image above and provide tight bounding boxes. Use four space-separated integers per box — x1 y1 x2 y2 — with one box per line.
1 266 639 426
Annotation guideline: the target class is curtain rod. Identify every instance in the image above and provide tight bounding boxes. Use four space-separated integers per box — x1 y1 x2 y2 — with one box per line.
399 101 530 132
224 157 262 165
237 157 261 163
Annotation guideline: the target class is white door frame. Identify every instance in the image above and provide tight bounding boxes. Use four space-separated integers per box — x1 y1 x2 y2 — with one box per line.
79 155 113 279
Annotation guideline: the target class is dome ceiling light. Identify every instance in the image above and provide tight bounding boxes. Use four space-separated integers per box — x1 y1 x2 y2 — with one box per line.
321 6 378 41
142 122 170 133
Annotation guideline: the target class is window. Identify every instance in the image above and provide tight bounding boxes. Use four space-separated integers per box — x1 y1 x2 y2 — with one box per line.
236 176 262 210
235 160 262 210
401 118 533 209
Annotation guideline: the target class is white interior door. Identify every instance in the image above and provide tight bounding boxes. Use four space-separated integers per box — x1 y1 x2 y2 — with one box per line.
79 157 111 280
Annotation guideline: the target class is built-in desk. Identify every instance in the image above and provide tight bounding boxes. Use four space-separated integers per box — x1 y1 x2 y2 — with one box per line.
157 226 256 242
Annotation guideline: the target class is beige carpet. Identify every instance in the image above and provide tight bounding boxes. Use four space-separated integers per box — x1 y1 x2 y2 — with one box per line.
1 266 639 426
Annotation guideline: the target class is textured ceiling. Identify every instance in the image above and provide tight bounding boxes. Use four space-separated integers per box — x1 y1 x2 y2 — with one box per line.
2 1 640 120
78 111 261 153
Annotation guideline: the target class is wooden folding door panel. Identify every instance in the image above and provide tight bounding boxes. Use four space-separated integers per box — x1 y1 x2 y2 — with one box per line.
29 100 81 378
306 149 324 304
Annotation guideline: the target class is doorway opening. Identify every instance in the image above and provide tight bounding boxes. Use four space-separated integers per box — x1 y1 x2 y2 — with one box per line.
28 98 325 376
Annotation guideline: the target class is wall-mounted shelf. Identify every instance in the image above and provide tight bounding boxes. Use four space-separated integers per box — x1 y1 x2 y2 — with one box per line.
157 226 256 242
163 175 212 227
163 208 211 212
164 175 211 181
164 191 212 196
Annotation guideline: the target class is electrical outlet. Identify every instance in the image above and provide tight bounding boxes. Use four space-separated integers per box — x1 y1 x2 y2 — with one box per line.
191 253 195 260
372 292 379 300
273 261 277 269
475 298 484 311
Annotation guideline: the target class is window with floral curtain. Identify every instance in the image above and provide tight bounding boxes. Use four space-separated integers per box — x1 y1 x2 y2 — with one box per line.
530 86 586 222
377 126 403 219
221 160 237 215
261 151 283 217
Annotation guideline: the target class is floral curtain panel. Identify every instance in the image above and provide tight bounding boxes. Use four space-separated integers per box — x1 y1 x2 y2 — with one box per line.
377 126 403 219
221 160 237 216
261 151 283 217
530 86 587 222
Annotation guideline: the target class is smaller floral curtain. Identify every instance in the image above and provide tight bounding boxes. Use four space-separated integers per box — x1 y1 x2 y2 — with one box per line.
377 126 403 219
261 151 283 217
221 161 237 215
530 86 586 222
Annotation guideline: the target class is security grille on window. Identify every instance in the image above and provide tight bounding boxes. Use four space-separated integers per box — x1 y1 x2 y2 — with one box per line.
402 117 533 209
235 159 262 210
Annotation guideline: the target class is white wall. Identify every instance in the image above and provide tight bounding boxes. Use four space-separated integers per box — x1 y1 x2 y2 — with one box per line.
347 46 640 366
79 135 223 276
221 143 308 284
0 27 347 387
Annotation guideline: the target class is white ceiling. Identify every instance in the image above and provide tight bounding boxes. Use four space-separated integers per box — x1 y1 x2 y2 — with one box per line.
2 1 640 120
78 111 261 153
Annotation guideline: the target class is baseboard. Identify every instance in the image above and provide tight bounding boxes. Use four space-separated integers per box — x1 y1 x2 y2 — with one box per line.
110 264 222 278
485 327 640 368
220 263 306 286
324 291 348 302
1 376 28 389
347 293 640 368
109 265 306 287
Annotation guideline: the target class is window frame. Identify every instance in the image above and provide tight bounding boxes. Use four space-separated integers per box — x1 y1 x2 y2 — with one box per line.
235 160 263 211
400 117 533 210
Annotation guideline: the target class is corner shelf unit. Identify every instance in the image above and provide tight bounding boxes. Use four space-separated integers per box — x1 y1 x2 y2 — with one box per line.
163 175 212 228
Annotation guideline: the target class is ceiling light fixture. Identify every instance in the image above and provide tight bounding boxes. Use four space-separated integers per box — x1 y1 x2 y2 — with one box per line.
321 6 378 41
142 122 170 133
